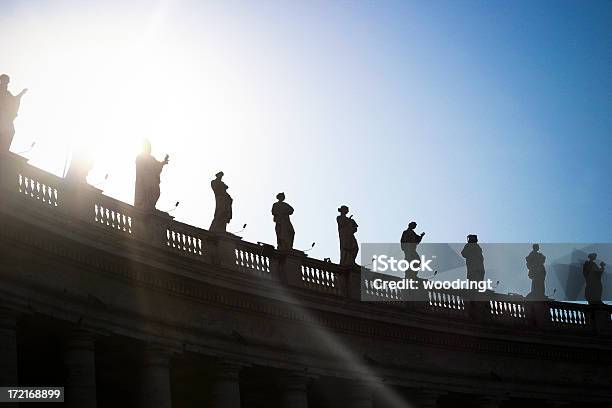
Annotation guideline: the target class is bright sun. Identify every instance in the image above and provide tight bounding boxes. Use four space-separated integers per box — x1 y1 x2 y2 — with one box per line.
7 6 267 205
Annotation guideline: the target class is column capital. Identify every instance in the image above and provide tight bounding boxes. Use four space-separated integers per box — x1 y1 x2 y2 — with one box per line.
281 371 312 391
546 400 572 408
65 328 98 351
214 359 247 380
142 344 174 368
407 389 445 408
345 379 380 408
474 395 506 408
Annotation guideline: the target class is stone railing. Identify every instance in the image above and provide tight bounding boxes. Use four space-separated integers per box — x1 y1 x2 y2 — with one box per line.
428 289 467 315
0 151 611 337
17 160 60 208
166 219 207 257
489 297 528 323
549 301 590 327
300 257 346 296
362 270 402 301
94 194 134 234
235 241 272 279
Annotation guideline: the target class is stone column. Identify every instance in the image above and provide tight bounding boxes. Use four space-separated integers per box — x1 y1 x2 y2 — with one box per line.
546 401 572 408
347 381 376 408
210 360 243 408
0 309 18 385
0 309 19 408
64 329 97 408
475 396 504 408
280 372 310 408
140 345 173 408
407 390 442 408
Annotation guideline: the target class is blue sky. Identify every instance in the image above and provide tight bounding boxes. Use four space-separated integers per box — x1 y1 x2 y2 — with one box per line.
1 0 611 263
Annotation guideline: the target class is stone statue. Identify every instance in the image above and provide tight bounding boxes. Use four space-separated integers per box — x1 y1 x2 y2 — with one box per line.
526 244 547 299
134 140 169 211
209 171 233 233
583 252 605 305
337 205 359 266
461 234 485 282
65 147 94 183
271 192 294 251
400 221 425 278
0 74 27 151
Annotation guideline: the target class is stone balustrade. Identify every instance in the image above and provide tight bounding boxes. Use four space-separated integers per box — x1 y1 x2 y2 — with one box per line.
0 151 610 338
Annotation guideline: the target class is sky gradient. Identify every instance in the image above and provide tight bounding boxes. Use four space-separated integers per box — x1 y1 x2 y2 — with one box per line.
1 0 611 264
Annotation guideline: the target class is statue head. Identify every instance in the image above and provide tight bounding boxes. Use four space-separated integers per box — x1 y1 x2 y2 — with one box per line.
338 205 349 214
215 171 224 179
408 221 417 229
276 192 285 202
533 243 540 251
142 139 152 155
588 252 598 261
467 234 478 243
0 74 9 85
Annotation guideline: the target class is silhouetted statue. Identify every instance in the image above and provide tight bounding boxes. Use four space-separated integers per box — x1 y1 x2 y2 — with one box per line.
461 234 485 282
65 147 94 183
526 244 547 299
0 74 27 151
583 252 605 305
134 140 169 211
271 192 294 251
337 205 358 266
401 222 425 278
210 171 233 233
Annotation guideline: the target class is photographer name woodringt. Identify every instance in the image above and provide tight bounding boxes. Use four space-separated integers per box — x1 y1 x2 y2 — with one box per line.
370 278 494 293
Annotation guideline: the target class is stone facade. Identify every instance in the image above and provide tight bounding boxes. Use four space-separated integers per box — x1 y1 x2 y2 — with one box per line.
0 151 611 407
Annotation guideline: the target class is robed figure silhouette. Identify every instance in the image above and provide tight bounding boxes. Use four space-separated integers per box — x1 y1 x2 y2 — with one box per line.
401 222 425 278
134 140 169 211
337 205 358 266
583 253 605 305
210 171 233 233
0 74 27 151
461 234 485 282
271 192 295 251
65 147 94 184
526 244 547 299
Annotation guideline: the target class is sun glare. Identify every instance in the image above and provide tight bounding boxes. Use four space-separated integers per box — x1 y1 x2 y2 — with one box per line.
8 8 263 205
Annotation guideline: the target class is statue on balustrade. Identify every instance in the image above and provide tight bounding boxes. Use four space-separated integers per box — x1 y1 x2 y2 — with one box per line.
461 234 485 282
0 74 27 151
65 146 94 184
134 140 169 211
526 244 547 299
400 221 425 278
271 192 294 251
337 205 358 266
583 252 605 305
210 171 233 233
